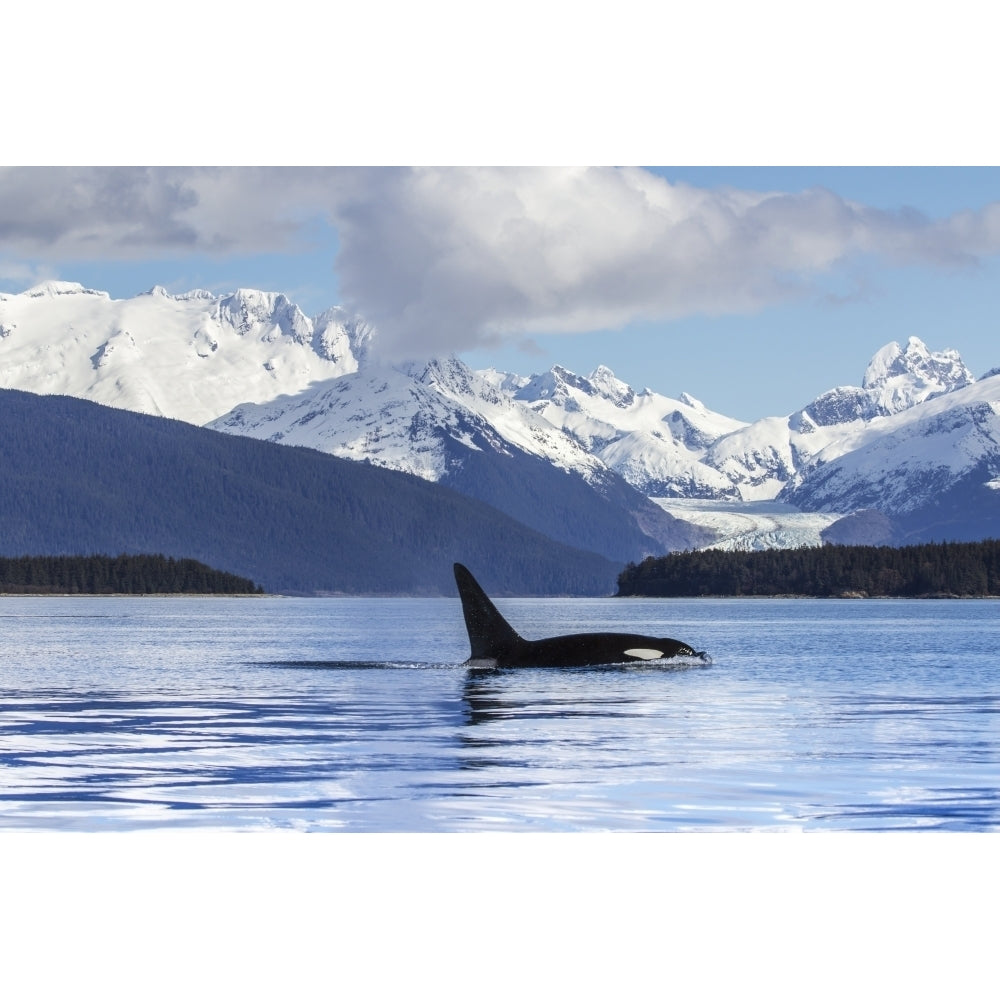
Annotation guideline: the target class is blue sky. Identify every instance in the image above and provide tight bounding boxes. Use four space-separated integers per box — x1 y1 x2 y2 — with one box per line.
3 166 998 422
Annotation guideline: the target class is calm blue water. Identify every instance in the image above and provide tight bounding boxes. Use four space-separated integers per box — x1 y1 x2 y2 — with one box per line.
0 595 997 831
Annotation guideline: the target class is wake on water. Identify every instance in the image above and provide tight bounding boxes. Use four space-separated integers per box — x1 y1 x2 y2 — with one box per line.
258 654 712 672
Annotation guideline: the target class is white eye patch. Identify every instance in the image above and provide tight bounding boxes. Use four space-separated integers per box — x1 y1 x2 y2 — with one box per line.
624 648 664 660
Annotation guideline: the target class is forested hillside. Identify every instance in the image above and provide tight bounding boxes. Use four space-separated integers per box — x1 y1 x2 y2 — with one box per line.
617 540 1000 597
0 554 262 594
0 389 621 595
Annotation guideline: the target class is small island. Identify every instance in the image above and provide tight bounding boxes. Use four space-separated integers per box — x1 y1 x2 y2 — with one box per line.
617 539 1000 598
0 554 264 595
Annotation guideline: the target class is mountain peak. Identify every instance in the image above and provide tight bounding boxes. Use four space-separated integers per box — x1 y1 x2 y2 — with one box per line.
513 364 637 409
0 282 362 425
417 356 479 394
586 365 635 407
141 286 216 302
862 336 973 395
216 288 312 343
798 338 974 429
224 287 287 311
24 280 108 299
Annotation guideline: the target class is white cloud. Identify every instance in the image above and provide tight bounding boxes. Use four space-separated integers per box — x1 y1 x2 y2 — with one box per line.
327 167 1000 359
0 167 350 260
3 166 1000 359
0 257 54 288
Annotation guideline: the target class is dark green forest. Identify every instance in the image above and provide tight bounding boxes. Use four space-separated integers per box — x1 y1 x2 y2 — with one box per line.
617 539 1000 597
0 554 263 594
0 389 620 595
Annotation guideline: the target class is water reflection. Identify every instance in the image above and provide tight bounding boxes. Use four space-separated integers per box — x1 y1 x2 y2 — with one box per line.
456 666 688 790
461 669 647 726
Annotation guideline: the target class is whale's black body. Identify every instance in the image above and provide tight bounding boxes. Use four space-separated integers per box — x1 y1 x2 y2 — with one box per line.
454 563 707 668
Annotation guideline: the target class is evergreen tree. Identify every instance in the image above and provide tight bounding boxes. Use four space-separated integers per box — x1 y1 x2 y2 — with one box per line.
0 554 264 595
617 540 1000 598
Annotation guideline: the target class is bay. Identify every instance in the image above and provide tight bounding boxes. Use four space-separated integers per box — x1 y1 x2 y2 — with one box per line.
0 594 997 832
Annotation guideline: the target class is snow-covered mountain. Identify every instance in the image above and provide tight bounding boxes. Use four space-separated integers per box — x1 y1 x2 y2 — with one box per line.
0 281 371 424
209 355 711 561
780 373 1000 516
207 331 996 549
702 337 977 501
3 280 997 552
210 357 624 484
502 364 746 498
0 283 709 561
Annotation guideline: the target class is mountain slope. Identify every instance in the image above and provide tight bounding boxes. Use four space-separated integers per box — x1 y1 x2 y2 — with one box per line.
702 337 977 500
4 281 998 550
209 358 710 561
779 374 1000 542
0 389 622 595
507 364 746 498
0 282 371 423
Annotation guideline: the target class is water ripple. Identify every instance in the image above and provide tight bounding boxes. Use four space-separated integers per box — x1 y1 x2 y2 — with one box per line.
1 596 998 830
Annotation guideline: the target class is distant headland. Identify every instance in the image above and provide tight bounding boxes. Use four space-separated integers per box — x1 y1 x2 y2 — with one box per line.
0 554 264 595
617 539 1000 598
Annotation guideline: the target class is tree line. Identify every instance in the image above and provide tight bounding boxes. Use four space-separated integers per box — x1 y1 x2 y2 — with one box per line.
617 539 1000 598
0 554 264 595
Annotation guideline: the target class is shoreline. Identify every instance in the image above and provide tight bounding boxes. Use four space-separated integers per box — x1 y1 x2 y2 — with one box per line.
0 591 268 598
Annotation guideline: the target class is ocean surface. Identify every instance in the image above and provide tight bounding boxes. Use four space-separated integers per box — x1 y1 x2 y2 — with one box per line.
1 594 997 831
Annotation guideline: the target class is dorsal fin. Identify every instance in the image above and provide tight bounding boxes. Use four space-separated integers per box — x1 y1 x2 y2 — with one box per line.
453 563 521 660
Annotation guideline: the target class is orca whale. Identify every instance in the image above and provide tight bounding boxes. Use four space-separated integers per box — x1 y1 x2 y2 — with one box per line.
454 563 708 668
